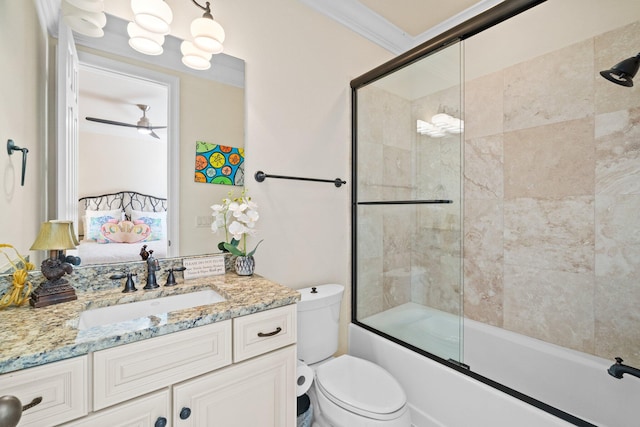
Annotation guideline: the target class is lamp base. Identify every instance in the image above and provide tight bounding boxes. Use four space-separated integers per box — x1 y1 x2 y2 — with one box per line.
29 279 77 308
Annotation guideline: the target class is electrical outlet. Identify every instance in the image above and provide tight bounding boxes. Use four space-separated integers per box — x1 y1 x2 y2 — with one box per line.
195 215 213 228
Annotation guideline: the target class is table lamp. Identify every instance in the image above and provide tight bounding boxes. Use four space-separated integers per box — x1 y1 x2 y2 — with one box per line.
29 221 78 308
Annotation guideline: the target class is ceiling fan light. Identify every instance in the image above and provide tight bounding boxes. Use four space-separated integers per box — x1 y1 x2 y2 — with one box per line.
181 41 212 70
191 17 225 54
127 22 164 55
131 0 172 35
137 127 152 135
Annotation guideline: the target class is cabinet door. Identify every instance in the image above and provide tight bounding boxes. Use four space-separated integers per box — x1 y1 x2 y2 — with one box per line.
0 356 87 427
93 320 231 410
61 389 170 427
173 345 296 427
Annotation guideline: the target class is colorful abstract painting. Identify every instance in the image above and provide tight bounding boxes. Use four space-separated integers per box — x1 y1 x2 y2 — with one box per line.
194 141 245 185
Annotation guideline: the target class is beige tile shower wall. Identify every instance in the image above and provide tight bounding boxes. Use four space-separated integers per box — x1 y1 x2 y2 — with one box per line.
411 88 463 315
464 21 640 363
356 86 419 318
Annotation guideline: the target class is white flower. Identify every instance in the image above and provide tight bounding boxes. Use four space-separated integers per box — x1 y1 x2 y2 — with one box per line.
228 220 248 241
211 190 261 256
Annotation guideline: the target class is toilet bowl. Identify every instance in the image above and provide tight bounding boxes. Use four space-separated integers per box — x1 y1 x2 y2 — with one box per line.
296 284 412 427
311 355 412 426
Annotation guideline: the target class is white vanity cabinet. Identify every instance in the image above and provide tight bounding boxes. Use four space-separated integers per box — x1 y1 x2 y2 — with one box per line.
0 356 88 426
0 303 297 427
174 304 297 427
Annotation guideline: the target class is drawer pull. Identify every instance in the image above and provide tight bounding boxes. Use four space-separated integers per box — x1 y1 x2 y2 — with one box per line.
22 396 43 412
154 416 168 427
180 407 191 420
257 327 282 337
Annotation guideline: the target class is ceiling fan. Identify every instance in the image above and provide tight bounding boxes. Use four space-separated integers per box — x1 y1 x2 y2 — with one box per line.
85 104 167 139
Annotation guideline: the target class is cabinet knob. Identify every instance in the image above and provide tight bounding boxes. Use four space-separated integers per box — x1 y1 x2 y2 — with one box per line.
154 417 167 427
180 407 191 420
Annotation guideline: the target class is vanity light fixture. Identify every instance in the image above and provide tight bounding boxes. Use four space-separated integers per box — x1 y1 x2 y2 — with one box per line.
29 221 79 308
131 0 173 35
190 0 226 54
600 53 640 87
127 22 165 56
181 0 225 70
61 0 107 38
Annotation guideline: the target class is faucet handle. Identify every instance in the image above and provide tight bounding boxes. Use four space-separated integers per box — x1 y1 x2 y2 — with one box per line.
165 267 186 287
110 272 138 293
614 357 624 364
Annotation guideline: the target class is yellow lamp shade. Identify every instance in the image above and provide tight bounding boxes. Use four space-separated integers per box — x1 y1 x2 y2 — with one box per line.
30 222 78 251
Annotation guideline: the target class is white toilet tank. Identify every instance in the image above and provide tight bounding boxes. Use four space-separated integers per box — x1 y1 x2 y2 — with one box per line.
297 284 344 364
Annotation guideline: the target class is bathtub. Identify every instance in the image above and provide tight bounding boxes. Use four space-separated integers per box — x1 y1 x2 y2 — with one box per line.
350 303 640 427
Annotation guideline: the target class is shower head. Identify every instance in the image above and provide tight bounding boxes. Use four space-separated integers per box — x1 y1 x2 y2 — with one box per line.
600 53 640 87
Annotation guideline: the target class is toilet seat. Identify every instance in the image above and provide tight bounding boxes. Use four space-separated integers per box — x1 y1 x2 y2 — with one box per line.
315 355 407 421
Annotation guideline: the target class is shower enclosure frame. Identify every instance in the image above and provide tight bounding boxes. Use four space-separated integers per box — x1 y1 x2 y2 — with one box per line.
350 0 598 425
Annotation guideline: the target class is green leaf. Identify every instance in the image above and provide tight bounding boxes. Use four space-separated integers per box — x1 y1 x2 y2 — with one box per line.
246 240 264 258
223 242 245 256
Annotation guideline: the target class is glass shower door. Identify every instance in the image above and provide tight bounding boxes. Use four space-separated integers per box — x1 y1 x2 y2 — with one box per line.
353 41 464 363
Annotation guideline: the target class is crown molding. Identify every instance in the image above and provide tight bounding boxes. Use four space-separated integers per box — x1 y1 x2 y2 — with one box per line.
299 0 504 55
34 0 61 37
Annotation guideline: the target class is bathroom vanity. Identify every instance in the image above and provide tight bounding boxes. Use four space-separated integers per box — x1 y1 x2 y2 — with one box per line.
0 271 299 426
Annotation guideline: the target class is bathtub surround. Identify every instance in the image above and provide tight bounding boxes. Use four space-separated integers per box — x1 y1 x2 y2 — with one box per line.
356 18 640 366
352 1 640 425
464 20 640 364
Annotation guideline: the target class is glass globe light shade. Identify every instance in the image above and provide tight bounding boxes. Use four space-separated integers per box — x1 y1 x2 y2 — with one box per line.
181 41 212 71
127 22 164 56
62 1 106 37
131 0 173 35
191 17 225 54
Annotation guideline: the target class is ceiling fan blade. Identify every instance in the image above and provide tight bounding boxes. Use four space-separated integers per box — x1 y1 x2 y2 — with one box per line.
150 130 160 139
85 117 138 128
149 125 167 130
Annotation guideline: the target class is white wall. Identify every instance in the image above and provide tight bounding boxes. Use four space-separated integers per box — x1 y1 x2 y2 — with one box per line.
213 0 392 351
78 131 167 198
0 1 48 265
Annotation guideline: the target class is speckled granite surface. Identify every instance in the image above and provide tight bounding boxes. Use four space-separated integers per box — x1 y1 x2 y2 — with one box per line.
0 267 299 375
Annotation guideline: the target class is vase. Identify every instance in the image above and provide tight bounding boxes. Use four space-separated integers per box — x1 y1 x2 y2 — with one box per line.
234 256 255 276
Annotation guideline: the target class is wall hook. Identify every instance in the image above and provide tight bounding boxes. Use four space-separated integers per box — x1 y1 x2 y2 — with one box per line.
6 140 28 186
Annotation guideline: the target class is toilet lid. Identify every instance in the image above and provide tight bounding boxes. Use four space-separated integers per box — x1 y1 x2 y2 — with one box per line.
315 355 407 418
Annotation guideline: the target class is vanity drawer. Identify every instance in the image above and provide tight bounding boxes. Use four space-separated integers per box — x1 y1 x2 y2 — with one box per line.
93 320 231 410
0 356 88 427
62 389 170 427
233 304 296 362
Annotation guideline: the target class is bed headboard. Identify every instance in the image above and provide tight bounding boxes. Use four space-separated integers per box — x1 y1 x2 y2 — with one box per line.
78 191 167 235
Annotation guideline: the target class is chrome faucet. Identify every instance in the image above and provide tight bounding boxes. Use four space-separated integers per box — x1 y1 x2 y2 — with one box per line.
608 357 640 380
143 250 160 290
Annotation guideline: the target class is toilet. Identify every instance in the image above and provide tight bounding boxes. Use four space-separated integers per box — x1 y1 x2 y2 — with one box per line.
297 284 412 427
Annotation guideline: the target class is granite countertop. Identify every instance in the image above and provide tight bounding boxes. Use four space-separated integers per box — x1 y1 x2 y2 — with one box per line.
0 274 300 375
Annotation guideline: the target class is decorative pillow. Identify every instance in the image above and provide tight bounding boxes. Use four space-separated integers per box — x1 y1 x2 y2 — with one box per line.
99 221 152 244
131 210 167 242
84 209 123 241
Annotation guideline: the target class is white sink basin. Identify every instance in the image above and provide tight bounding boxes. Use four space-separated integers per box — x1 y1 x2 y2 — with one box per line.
77 289 226 330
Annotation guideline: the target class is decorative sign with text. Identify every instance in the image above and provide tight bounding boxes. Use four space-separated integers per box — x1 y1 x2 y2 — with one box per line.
183 256 226 279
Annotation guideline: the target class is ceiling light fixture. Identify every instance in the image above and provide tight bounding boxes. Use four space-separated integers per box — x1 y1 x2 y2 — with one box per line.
417 114 464 138
190 0 225 54
131 0 173 35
